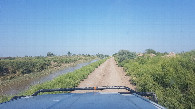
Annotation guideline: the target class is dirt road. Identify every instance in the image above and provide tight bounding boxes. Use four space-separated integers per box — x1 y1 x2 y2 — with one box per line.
72 57 135 93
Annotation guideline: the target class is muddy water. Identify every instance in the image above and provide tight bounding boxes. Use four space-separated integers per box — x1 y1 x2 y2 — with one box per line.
2 60 98 95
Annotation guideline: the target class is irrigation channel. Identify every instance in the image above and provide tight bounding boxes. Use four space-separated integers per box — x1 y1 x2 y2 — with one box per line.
1 59 98 96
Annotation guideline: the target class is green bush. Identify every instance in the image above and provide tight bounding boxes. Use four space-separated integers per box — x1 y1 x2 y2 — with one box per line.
113 50 136 66
114 50 195 109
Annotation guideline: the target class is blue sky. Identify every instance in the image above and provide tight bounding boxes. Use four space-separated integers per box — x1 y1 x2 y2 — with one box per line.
0 0 195 56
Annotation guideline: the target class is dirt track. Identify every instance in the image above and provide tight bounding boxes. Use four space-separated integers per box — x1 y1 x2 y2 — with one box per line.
72 57 135 93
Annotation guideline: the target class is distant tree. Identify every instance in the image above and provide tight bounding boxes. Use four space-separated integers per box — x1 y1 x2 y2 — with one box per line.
115 50 136 63
67 51 72 56
105 55 109 57
47 52 55 57
96 53 109 59
155 52 161 56
163 52 168 55
145 49 156 54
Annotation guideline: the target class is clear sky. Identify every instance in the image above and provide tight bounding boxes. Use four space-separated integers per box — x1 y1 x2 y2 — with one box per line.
0 0 195 57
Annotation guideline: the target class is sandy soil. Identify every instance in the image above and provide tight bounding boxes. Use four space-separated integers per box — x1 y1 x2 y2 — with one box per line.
72 57 135 93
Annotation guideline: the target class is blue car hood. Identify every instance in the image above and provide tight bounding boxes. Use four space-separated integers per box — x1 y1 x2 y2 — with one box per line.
0 92 165 109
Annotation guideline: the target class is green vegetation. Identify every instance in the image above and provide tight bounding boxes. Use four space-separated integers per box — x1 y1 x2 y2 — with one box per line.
0 55 95 97
67 51 72 56
113 50 136 65
145 49 157 54
96 53 109 59
0 55 94 77
47 52 55 57
114 50 195 109
0 58 107 103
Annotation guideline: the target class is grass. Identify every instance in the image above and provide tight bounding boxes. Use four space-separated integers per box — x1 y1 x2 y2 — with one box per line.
0 58 107 103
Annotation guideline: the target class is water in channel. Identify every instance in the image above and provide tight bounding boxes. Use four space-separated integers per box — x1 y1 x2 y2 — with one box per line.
3 59 98 95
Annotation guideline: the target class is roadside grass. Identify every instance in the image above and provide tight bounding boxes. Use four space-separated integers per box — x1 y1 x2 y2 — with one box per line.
0 58 107 103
